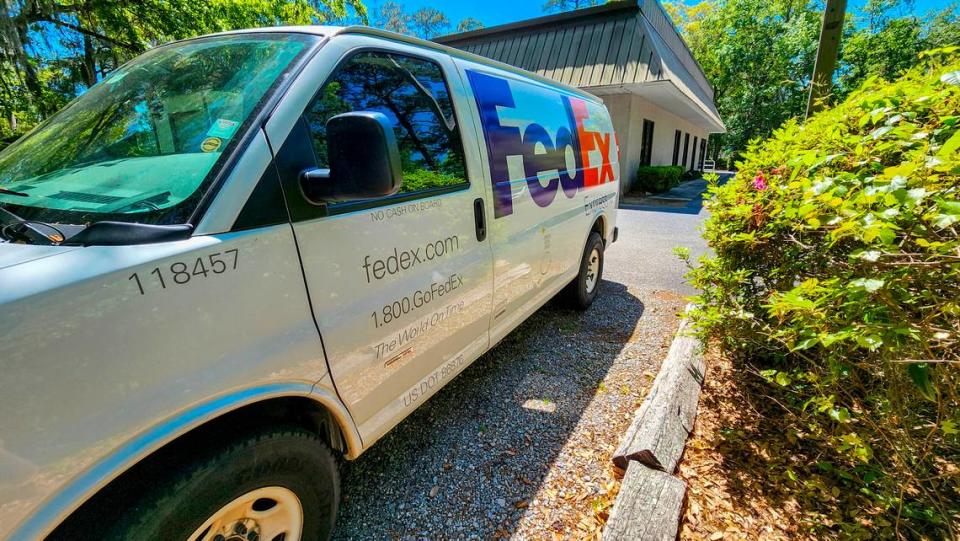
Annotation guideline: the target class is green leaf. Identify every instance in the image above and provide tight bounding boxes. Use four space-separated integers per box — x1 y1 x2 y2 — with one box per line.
907 363 937 402
934 200 960 228
829 407 851 422
940 70 960 86
871 125 893 139
905 188 927 206
942 420 958 436
938 129 960 158
850 278 885 292
857 334 883 350
853 250 882 262
774 372 792 386
793 336 819 350
934 213 959 228
939 199 960 216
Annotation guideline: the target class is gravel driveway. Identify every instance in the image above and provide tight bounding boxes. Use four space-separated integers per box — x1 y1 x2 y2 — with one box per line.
333 205 704 540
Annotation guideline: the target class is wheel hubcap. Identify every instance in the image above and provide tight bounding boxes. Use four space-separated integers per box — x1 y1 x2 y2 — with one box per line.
585 248 601 293
189 487 303 541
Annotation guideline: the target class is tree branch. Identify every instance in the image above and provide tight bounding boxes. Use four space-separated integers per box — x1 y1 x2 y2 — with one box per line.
35 16 142 52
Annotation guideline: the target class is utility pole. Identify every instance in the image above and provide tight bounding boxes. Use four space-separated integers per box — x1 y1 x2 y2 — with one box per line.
806 0 847 118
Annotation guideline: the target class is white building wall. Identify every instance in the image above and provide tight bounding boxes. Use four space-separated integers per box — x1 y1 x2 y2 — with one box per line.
601 93 711 193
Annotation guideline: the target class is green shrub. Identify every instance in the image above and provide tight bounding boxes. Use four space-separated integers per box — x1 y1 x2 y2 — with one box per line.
685 47 960 538
636 165 683 193
399 169 465 193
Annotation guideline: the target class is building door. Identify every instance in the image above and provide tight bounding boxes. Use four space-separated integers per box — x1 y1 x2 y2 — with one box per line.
691 136 698 170
672 130 681 166
640 119 654 166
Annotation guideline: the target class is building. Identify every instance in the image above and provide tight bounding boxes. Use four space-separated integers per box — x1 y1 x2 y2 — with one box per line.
435 0 725 193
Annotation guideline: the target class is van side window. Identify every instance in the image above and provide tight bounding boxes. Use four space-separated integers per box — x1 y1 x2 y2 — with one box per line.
304 52 467 197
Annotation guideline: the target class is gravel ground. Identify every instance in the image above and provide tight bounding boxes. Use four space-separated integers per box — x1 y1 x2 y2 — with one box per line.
333 206 703 540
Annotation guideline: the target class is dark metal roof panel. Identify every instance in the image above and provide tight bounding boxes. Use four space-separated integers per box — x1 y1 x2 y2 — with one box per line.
435 0 714 98
435 2 666 89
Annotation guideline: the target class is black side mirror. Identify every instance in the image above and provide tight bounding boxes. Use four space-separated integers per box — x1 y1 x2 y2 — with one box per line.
300 111 402 203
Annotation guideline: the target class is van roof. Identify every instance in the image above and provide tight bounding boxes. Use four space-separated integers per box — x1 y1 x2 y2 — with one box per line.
211 25 602 104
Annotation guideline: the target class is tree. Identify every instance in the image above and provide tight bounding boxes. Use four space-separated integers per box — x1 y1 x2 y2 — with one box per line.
923 2 960 48
409 7 450 39
456 17 484 33
542 0 600 14
666 0 820 163
371 1 409 34
665 0 959 162
0 0 368 147
836 16 924 96
836 2 960 97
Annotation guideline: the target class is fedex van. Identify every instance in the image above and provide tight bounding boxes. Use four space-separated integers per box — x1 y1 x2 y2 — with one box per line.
0 26 619 540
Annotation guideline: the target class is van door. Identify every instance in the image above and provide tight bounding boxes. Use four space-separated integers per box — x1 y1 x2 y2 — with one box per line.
453 59 618 343
451 60 550 342
271 40 494 444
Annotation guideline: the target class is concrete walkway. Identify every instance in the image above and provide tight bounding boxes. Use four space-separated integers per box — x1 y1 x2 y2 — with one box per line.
646 178 710 202
620 172 733 215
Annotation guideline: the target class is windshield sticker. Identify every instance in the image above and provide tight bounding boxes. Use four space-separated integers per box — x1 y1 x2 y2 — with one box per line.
206 118 239 139
200 137 222 153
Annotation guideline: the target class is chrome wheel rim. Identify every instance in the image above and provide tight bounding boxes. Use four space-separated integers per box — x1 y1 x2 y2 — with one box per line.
189 486 303 541
584 247 601 293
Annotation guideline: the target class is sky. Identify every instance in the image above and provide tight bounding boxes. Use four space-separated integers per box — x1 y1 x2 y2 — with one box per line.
387 0 954 33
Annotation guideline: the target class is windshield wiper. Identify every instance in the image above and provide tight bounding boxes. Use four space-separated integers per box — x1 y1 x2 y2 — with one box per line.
0 207 62 245
0 187 29 197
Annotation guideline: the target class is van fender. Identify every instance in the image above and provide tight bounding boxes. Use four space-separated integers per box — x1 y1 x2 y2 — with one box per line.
10 381 361 541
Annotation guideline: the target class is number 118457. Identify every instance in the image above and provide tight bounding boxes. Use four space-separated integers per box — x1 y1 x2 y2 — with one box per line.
128 249 238 295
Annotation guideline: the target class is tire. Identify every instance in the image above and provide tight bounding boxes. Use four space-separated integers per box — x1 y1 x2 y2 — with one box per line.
102 427 340 541
563 231 605 310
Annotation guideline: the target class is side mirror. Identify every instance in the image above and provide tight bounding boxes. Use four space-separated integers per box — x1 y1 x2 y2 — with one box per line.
300 111 403 203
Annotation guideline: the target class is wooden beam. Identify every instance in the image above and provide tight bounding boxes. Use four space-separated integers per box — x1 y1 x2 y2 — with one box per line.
603 462 687 541
612 315 705 473
806 0 848 117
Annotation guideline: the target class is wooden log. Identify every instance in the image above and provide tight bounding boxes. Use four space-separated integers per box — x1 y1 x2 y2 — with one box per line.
612 314 705 473
603 461 687 541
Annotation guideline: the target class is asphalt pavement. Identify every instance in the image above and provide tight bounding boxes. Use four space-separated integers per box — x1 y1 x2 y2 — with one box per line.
608 176 723 295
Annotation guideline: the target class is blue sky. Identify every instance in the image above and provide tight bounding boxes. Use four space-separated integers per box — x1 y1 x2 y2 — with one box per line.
385 0 953 32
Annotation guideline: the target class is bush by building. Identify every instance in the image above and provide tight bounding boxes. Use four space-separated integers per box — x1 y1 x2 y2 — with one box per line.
683 47 960 537
636 165 684 193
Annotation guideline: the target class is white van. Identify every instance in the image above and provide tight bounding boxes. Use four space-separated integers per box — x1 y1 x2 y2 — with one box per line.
0 26 619 540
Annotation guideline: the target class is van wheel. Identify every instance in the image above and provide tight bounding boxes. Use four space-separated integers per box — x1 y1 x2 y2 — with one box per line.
563 232 605 310
104 428 339 541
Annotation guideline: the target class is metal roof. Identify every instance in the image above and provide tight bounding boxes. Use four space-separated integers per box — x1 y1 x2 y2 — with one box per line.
435 1 725 132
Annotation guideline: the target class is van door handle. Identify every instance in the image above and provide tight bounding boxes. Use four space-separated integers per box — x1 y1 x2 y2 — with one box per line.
473 198 486 242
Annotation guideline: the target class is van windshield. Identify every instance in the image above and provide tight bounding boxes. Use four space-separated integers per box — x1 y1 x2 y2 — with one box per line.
0 33 315 226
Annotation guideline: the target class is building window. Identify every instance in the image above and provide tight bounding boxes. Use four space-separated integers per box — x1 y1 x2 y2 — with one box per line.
640 119 655 166
682 132 690 170
672 130 681 166
699 138 707 170
691 136 698 170
304 51 467 200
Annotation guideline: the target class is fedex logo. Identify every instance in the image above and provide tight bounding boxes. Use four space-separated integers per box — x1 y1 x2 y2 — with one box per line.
466 70 618 219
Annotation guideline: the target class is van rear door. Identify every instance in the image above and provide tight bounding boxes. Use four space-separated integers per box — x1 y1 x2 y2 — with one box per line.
267 35 495 445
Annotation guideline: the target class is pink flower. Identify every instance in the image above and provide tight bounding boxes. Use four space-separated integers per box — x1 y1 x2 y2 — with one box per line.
752 172 768 191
